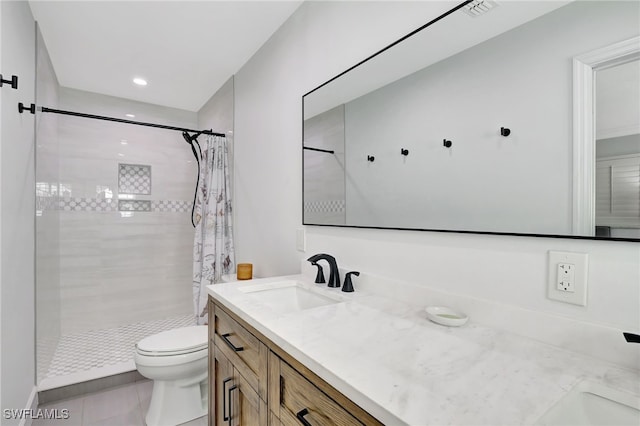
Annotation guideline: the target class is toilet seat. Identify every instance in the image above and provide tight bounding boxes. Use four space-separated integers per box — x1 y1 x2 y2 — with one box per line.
136 325 207 357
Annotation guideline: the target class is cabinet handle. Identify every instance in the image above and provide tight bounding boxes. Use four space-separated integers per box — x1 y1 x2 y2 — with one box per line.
222 377 232 421
221 333 244 352
228 384 238 426
296 408 313 426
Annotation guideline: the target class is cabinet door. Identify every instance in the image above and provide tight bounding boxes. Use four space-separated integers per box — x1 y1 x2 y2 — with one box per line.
213 346 234 426
229 369 268 426
214 345 267 426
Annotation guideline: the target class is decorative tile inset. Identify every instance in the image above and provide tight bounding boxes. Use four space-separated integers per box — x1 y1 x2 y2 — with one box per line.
59 197 116 212
36 195 60 212
118 164 151 195
45 314 194 379
152 200 192 213
118 200 152 212
304 199 346 214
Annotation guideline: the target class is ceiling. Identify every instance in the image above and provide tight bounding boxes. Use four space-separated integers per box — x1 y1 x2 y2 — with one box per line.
29 1 303 112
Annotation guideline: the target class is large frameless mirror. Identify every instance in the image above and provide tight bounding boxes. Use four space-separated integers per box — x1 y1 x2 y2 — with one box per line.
302 0 640 241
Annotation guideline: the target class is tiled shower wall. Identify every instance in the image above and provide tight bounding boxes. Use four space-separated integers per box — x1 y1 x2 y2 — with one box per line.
36 25 61 383
49 88 198 335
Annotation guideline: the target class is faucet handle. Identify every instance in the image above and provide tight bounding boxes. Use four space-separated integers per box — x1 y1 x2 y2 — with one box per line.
311 262 325 284
624 332 640 343
342 271 359 293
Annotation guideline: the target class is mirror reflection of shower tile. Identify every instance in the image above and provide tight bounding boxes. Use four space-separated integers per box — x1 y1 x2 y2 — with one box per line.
118 200 151 212
118 164 151 195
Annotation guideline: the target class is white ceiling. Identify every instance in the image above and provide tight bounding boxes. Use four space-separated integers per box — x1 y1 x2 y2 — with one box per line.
29 1 302 112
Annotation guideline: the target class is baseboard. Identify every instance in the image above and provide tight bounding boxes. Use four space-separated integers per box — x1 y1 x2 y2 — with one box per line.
17 386 38 426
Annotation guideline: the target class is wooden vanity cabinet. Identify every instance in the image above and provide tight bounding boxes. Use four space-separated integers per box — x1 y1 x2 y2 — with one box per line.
209 300 268 426
208 297 383 426
212 345 268 426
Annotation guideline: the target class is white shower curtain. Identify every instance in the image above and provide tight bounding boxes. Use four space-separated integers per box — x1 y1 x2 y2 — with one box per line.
192 135 235 325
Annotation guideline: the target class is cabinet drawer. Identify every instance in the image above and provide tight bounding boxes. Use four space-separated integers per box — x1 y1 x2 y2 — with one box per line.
213 304 268 399
271 359 364 426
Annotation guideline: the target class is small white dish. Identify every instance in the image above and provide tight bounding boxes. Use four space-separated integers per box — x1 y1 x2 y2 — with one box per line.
425 306 468 327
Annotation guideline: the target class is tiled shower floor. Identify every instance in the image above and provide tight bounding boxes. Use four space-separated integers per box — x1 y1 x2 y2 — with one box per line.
39 314 195 390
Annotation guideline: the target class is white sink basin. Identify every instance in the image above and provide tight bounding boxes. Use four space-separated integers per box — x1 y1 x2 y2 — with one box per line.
537 381 640 425
238 280 341 314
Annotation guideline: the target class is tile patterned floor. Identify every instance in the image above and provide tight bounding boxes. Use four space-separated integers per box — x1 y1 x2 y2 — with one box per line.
45 315 195 379
34 380 207 426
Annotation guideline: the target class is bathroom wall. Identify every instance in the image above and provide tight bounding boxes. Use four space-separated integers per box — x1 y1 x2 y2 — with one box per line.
198 76 234 139
197 75 235 198
56 88 197 334
197 76 238 269
0 0 36 421
343 2 638 235
35 24 61 384
233 0 640 338
597 135 640 158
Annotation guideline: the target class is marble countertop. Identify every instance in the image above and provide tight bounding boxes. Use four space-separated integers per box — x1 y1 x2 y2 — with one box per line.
207 275 639 425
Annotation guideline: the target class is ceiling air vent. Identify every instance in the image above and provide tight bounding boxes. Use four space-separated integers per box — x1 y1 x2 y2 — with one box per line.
462 0 499 18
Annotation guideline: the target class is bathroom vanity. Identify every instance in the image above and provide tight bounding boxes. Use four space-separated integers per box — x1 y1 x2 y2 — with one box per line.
208 292 381 425
207 275 640 426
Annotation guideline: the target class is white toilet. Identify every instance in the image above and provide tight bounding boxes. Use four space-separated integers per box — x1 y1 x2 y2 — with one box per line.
134 325 208 426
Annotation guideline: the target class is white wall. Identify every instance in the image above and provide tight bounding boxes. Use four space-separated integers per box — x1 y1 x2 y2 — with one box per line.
235 0 455 277
343 1 639 235
198 76 234 138
233 1 640 335
0 0 36 421
596 59 640 140
1 0 3 410
197 75 235 199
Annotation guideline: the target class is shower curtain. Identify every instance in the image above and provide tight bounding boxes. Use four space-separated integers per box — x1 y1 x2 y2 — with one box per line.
192 135 235 325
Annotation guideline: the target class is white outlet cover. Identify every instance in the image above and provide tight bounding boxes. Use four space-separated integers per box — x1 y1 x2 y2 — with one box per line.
296 228 306 252
547 251 588 306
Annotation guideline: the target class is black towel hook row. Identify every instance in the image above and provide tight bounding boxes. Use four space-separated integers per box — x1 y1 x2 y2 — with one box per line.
367 126 511 159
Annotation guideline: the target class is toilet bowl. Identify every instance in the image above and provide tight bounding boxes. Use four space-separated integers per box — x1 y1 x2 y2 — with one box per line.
134 325 208 426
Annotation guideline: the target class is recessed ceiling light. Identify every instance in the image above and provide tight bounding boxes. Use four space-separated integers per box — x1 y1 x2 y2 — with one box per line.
133 77 147 86
125 114 135 118
120 140 128 145
118 153 125 157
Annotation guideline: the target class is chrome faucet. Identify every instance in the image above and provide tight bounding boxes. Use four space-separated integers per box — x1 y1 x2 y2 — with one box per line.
307 253 340 288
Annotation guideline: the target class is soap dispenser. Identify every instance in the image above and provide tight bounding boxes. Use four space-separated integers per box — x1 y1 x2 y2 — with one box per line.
342 271 359 292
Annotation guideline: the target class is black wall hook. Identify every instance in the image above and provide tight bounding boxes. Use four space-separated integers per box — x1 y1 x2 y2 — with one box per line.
18 103 35 114
367 155 375 162
443 139 452 148
400 148 409 156
501 127 511 137
0 74 18 89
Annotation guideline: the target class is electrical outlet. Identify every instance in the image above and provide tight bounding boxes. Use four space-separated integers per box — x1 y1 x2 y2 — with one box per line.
547 251 588 306
556 263 575 292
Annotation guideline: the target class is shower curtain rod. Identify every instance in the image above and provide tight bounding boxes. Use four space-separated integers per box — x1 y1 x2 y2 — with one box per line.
39 107 226 137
